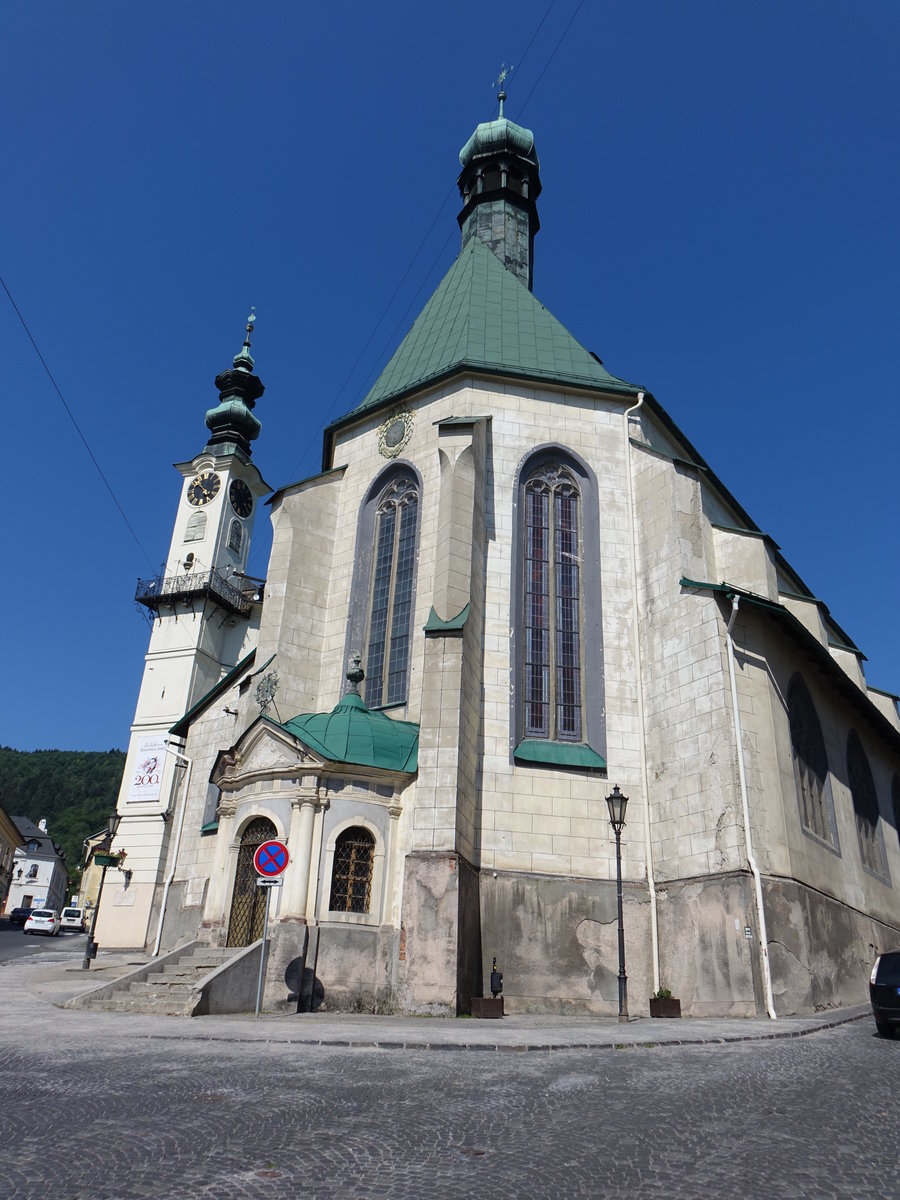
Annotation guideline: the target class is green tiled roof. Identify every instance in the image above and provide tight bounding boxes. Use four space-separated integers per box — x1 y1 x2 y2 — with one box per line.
514 738 607 770
281 693 418 774
347 237 640 417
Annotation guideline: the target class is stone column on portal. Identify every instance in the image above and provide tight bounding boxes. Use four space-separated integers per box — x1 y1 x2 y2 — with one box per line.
285 778 319 918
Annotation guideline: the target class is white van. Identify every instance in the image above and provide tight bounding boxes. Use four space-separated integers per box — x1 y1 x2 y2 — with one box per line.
60 906 86 932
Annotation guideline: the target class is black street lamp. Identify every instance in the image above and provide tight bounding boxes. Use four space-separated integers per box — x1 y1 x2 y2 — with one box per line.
606 785 629 1022
81 812 121 971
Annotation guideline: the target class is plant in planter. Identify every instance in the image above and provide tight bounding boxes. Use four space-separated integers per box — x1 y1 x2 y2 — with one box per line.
649 987 681 1018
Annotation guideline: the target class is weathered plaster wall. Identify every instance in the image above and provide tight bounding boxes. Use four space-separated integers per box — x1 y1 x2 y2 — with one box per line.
479 870 652 1015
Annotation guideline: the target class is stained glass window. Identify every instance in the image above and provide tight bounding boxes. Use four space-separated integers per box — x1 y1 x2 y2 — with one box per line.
523 465 582 740
847 732 887 875
787 676 835 846
364 476 418 707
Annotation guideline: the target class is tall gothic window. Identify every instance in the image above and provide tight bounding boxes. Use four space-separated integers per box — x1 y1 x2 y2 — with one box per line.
329 827 375 914
787 675 836 847
847 731 888 877
523 464 583 741
364 475 419 708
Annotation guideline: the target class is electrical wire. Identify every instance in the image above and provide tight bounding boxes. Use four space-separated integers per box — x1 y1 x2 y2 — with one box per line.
280 0 579 488
0 271 156 571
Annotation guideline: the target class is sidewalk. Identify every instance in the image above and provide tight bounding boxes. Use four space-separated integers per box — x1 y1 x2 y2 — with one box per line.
8 947 871 1053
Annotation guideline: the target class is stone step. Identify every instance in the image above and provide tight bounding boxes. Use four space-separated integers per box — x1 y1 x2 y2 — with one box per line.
128 980 197 997
80 945 241 1016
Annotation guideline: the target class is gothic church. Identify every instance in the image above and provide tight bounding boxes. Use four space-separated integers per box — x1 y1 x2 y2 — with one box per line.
96 95 900 1018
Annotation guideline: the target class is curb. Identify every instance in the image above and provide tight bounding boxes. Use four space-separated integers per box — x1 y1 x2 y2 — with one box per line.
131 1006 869 1054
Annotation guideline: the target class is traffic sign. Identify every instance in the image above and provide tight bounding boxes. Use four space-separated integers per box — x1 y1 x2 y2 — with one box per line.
253 839 289 878
256 878 284 888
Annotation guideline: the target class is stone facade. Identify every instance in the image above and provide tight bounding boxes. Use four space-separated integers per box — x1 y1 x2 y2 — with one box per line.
107 108 900 1020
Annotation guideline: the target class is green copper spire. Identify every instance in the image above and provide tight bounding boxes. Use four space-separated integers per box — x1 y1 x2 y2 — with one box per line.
205 309 264 458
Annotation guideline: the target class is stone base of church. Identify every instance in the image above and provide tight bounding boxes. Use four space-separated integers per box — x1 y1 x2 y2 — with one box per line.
145 862 900 1019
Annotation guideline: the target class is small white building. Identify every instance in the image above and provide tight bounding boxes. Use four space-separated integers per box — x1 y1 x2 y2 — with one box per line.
5 818 69 914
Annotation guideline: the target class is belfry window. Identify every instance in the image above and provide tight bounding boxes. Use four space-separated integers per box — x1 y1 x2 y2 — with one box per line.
228 518 243 554
847 731 888 878
184 511 206 542
523 464 583 740
787 675 837 847
364 476 419 708
329 827 375 914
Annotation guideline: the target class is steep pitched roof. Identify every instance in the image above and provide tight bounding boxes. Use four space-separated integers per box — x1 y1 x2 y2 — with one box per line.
340 236 640 422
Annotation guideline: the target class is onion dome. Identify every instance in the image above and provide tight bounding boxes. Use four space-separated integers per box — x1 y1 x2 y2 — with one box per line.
204 310 264 457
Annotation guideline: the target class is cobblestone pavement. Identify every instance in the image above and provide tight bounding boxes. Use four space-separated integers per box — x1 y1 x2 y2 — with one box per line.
1 955 898 1199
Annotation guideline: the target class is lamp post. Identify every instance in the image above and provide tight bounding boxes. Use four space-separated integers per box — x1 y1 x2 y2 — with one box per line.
606 784 629 1022
81 812 121 971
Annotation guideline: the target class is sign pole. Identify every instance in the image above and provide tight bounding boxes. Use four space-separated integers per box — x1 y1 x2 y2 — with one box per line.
255 882 273 1019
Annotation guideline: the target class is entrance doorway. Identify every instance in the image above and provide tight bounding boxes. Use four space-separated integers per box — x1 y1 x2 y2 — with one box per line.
226 817 277 947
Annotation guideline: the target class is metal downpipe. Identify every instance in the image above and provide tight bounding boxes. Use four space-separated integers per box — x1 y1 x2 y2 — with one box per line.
725 595 777 1019
623 390 660 993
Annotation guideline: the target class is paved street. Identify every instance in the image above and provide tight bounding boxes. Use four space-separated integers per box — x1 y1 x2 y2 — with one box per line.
1 950 897 1199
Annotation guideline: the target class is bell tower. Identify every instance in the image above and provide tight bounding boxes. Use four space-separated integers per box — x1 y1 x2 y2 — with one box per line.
457 76 542 290
98 314 270 951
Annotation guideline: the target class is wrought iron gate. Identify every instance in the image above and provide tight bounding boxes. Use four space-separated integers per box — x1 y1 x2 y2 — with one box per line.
226 817 277 947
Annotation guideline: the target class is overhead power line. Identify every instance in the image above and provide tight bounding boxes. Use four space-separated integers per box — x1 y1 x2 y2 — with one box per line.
0 271 156 571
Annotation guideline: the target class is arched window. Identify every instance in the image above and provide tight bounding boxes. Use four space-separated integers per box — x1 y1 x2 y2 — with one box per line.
847 732 888 877
363 475 419 708
524 463 583 741
228 519 243 554
328 827 375 914
184 511 207 542
787 675 836 847
510 448 606 766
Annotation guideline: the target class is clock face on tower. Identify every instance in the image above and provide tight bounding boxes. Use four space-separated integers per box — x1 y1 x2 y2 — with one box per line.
187 471 221 506
229 479 253 518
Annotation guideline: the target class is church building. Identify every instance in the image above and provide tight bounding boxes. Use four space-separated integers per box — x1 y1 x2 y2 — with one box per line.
97 94 900 1018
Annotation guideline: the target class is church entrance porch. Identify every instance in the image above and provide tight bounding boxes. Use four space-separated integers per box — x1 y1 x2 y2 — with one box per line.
226 817 277 947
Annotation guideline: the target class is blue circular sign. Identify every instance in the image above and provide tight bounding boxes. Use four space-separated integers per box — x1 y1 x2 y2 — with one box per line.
253 839 289 877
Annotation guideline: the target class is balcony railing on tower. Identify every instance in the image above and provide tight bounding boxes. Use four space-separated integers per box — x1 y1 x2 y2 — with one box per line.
134 568 261 617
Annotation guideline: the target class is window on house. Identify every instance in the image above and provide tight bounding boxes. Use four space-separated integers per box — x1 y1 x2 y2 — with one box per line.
328 827 375 914
228 519 243 554
787 675 836 847
847 731 888 877
363 475 419 708
523 464 583 741
184 511 207 542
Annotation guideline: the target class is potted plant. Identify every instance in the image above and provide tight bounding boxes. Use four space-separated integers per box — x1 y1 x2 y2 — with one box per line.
649 987 681 1018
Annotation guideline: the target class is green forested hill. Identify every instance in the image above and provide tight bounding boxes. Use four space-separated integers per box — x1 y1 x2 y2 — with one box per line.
0 746 125 887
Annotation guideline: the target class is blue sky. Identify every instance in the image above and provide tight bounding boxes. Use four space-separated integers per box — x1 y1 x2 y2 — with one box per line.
2 1 897 752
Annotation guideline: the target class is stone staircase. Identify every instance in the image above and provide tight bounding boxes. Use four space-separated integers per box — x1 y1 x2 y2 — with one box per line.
86 945 238 1016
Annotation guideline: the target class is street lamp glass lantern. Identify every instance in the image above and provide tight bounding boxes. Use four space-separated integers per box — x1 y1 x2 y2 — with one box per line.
606 785 628 831
106 812 120 843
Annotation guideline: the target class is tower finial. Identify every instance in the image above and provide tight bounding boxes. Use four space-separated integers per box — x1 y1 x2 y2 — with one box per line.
346 651 365 696
492 62 514 118
243 307 256 350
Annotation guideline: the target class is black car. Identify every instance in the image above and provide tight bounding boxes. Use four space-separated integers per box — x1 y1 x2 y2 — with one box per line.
7 907 34 927
869 951 900 1037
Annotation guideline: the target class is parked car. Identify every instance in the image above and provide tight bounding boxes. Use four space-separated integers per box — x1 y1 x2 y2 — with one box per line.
60 907 86 932
23 909 60 936
869 951 900 1037
7 906 34 927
